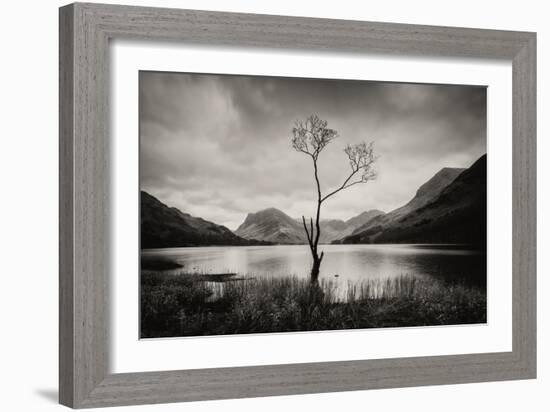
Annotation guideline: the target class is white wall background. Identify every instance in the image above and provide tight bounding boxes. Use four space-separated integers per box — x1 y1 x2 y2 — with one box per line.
0 1 546 411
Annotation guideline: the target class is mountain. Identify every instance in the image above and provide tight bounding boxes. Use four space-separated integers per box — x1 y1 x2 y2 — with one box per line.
346 167 465 238
392 167 466 217
318 210 385 242
317 219 346 243
339 155 486 246
140 191 264 248
235 208 385 244
345 210 386 231
235 208 306 244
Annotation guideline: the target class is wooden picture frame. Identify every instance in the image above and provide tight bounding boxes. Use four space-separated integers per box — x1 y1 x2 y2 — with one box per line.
59 2 536 408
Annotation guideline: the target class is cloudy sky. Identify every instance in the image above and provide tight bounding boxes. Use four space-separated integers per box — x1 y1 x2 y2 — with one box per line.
140 71 486 231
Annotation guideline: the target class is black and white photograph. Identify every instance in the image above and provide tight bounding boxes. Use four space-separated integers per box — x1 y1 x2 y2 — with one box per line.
1 0 545 410
139 71 487 338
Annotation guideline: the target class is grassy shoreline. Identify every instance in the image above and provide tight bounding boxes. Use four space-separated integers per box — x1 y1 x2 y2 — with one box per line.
140 272 486 338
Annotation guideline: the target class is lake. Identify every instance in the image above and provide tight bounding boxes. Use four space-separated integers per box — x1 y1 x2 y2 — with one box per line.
141 244 486 289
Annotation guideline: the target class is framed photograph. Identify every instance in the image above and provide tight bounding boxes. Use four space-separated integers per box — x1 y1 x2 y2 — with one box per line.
59 2 536 408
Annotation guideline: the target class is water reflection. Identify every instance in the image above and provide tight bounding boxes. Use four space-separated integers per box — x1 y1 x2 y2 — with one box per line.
141 244 486 289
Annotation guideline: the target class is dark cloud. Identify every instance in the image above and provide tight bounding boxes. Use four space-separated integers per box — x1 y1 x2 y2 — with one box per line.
140 71 486 230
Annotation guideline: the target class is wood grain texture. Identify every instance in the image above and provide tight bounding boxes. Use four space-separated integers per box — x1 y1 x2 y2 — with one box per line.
59 2 537 408
512 34 537 374
59 4 74 406
60 3 110 407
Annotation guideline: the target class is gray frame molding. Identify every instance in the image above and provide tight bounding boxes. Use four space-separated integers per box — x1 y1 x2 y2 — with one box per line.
59 2 536 408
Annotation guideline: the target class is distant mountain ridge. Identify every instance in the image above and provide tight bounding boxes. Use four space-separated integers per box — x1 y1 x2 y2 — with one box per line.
338 155 486 246
140 191 267 248
235 208 384 244
142 155 486 249
235 208 306 244
345 210 386 230
317 210 386 242
349 167 464 237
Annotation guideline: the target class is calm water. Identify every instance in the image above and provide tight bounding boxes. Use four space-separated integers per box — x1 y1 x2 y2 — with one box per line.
141 244 486 289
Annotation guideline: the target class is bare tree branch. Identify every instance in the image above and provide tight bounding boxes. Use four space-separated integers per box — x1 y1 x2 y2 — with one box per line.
291 115 378 282
321 142 377 202
291 114 338 159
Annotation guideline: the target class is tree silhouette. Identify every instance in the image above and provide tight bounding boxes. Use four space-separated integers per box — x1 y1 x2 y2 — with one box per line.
291 115 377 283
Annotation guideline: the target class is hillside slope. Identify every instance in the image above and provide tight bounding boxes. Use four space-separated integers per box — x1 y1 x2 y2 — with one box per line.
235 208 385 244
141 191 261 248
340 155 486 246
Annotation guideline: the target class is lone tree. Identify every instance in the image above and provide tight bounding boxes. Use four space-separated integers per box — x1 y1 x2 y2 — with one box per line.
291 114 377 283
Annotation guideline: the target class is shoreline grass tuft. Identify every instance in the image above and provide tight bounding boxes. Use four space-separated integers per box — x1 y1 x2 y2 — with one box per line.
140 272 486 338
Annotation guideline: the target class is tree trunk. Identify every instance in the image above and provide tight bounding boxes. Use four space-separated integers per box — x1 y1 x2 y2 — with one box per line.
310 251 324 283
307 156 325 284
